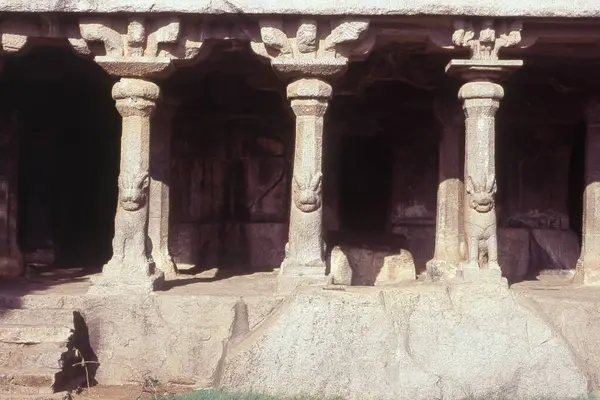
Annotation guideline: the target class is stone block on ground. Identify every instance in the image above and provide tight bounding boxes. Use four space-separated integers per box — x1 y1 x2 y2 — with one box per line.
328 246 415 286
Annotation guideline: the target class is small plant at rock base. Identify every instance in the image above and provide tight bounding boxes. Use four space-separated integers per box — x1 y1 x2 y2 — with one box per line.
72 347 100 390
137 374 175 400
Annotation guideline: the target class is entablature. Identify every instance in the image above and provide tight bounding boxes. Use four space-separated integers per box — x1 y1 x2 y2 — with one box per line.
0 13 599 83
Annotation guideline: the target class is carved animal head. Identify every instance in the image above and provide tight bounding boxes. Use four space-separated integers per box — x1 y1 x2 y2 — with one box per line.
118 171 150 211
293 172 322 213
466 174 496 213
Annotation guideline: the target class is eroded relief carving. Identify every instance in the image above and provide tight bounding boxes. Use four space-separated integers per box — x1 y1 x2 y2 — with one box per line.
111 171 150 265
292 171 322 213
296 20 318 54
464 174 499 271
118 171 150 212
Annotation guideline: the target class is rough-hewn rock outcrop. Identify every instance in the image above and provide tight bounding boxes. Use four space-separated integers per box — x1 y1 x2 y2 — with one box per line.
219 282 589 399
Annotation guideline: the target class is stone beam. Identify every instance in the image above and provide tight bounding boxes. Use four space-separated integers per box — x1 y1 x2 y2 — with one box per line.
3 0 600 18
444 18 524 284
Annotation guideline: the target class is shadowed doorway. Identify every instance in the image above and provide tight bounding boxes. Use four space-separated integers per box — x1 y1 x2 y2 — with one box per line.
339 135 394 232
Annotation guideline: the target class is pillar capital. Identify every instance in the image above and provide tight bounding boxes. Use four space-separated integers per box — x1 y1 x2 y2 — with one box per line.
70 16 208 78
458 81 504 101
287 78 332 117
112 78 160 117
287 78 333 100
445 19 524 82
248 18 374 81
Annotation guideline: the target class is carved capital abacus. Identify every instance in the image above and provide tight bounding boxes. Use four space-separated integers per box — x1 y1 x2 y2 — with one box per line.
248 18 374 80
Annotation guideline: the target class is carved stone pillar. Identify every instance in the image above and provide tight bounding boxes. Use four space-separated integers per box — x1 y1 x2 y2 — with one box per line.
426 92 465 280
248 17 373 292
149 98 178 280
279 78 331 292
90 78 163 293
446 19 523 282
70 16 209 292
457 81 503 280
575 99 600 285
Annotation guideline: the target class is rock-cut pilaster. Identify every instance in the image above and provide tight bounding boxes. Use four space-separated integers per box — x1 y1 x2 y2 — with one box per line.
426 91 465 281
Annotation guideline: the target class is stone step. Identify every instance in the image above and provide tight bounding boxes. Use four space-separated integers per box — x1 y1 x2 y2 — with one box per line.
0 390 69 400
0 309 74 327
0 343 69 370
0 368 58 395
0 325 72 345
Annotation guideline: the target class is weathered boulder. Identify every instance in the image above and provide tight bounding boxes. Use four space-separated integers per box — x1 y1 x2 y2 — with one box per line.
82 294 240 387
516 286 600 389
219 282 589 399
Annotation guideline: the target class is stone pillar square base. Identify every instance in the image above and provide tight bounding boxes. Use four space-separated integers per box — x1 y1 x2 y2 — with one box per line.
277 263 328 294
457 267 507 286
88 261 165 295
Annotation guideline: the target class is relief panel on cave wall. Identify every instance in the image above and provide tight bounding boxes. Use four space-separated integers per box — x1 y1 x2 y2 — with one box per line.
169 97 292 271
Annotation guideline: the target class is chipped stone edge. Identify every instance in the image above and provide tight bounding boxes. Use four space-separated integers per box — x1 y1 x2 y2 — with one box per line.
1 0 600 18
